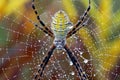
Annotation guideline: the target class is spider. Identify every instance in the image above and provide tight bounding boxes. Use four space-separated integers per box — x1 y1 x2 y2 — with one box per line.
32 0 91 80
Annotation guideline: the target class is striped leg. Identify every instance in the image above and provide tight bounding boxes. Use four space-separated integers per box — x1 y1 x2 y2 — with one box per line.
34 24 53 37
34 45 56 80
64 45 88 80
67 0 91 38
32 0 54 37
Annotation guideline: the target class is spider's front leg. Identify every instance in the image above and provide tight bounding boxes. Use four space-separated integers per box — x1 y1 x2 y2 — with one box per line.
32 0 54 37
66 0 91 38
64 45 88 80
34 45 56 80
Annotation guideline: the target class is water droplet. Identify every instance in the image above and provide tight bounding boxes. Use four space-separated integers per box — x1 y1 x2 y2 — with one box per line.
80 52 83 55
42 52 45 55
71 71 75 75
38 65 40 67
38 40 41 42
94 74 96 77
84 59 88 64
70 61 73 66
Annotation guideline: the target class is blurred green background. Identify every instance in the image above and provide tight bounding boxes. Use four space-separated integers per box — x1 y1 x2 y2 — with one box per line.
0 0 120 80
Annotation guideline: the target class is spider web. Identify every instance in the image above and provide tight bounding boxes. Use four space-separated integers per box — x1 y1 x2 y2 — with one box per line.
0 0 120 80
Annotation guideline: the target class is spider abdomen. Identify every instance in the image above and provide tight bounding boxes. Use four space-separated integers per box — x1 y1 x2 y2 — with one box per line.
51 10 72 40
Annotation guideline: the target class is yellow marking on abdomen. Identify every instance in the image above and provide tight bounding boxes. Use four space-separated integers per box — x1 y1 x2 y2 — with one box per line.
51 10 71 39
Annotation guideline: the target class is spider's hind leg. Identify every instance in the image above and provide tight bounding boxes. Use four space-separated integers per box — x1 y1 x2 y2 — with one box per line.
64 45 88 80
34 45 56 80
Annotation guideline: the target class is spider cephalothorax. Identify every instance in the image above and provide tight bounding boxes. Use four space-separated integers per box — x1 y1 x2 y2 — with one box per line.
32 0 91 80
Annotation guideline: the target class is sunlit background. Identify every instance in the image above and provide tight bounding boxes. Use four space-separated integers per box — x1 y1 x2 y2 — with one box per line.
0 0 120 80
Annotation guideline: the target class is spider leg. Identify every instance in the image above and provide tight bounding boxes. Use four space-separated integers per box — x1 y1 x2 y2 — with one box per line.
67 0 91 38
34 24 53 37
32 0 54 37
66 18 89 38
64 45 88 80
34 45 56 80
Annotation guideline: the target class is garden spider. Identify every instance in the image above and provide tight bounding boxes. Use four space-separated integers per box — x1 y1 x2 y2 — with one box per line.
32 0 91 80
